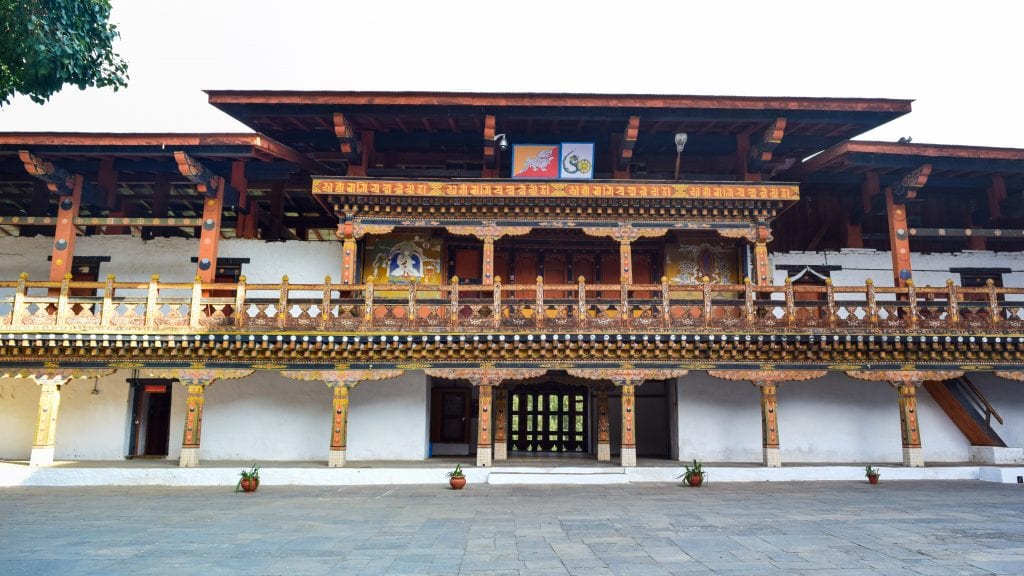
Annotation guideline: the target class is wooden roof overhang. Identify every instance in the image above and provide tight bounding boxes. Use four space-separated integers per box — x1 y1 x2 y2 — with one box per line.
0 133 336 234
312 176 799 235
207 91 912 171
795 141 1024 192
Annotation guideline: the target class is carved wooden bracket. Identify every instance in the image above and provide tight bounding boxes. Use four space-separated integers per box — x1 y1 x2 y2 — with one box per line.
708 370 826 384
581 225 668 243
281 369 404 388
147 368 254 387
567 368 688 386
846 370 963 385
424 367 546 386
19 150 77 195
445 222 533 242
888 164 932 204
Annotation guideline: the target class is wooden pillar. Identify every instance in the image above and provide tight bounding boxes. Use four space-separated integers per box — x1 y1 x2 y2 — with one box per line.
841 194 864 249
493 387 508 460
477 384 493 467
895 382 924 467
886 189 912 288
29 377 66 467
482 236 495 285
756 382 781 467
180 383 207 467
196 177 225 284
98 158 128 235
267 181 284 240
328 385 350 467
597 388 611 461
753 224 771 286
341 231 358 285
620 383 636 466
21 181 50 237
231 161 256 239
49 174 83 283
619 240 632 284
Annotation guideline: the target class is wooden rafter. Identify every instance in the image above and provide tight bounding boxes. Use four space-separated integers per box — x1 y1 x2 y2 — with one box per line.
483 114 497 169
332 113 361 161
617 116 640 171
748 117 787 169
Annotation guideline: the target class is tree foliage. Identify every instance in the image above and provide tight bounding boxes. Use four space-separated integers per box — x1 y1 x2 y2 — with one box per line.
0 0 128 105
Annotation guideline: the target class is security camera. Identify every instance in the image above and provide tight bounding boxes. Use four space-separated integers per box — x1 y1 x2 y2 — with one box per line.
494 133 509 152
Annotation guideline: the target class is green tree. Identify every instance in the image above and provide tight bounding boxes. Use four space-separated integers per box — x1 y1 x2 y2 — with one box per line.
0 0 128 105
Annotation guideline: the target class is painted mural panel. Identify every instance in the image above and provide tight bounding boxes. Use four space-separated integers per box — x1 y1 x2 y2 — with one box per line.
363 234 443 297
664 241 740 298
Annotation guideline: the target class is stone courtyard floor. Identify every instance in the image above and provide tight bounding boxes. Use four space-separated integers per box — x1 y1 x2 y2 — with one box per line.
1 481 1022 575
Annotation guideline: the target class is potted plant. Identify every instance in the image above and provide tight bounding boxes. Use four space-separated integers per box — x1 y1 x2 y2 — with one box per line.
236 463 260 493
446 464 466 490
677 459 707 487
865 465 880 485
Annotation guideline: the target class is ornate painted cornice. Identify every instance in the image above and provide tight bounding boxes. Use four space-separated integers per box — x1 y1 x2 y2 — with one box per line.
424 367 546 386
0 367 114 381
281 369 404 387
146 368 254 386
846 370 964 384
708 370 827 383
567 368 688 386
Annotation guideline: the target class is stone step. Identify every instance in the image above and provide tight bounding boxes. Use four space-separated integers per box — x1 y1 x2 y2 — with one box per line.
487 467 627 485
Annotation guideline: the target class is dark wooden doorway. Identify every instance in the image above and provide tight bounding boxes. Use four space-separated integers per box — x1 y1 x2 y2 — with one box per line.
127 379 173 458
430 388 471 443
509 386 588 453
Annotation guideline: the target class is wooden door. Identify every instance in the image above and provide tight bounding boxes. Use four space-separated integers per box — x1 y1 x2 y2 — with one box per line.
509 386 588 453
128 380 172 457
430 388 470 443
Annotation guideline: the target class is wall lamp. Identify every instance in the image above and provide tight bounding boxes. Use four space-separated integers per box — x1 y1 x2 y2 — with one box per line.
674 132 688 180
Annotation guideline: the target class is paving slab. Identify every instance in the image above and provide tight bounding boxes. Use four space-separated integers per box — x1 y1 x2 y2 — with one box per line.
1 481 1022 575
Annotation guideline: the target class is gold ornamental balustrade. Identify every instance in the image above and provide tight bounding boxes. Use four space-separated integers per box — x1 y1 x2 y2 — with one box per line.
1 272 1023 337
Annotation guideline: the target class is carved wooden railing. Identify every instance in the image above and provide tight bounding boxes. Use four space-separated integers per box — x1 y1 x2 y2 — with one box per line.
1 273 1023 335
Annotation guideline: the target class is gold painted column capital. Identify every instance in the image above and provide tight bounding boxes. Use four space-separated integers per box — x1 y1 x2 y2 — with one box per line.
846 370 963 385
281 369 404 388
567 368 688 387
708 370 826 385
424 367 546 387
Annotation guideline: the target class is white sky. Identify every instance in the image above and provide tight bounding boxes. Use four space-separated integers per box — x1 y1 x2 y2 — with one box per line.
0 0 1021 148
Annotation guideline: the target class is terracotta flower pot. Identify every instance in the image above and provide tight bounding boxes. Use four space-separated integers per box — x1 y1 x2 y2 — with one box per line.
240 478 259 492
867 474 879 485
687 473 704 487
449 476 466 490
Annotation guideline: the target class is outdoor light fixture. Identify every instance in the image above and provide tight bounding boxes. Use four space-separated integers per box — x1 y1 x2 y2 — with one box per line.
493 133 509 151
673 132 688 180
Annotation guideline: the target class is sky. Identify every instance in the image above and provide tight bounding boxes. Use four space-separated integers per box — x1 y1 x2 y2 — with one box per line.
0 0 1021 148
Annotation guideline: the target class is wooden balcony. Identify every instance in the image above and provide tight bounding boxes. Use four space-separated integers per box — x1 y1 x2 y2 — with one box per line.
2 273 1021 337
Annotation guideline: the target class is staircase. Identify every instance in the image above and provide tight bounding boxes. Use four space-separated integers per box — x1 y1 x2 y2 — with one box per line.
924 376 1006 447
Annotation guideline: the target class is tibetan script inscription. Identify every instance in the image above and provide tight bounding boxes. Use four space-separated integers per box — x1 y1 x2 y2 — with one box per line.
313 178 799 201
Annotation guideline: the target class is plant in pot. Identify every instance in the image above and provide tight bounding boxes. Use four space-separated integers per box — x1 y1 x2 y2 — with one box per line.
677 459 707 487
446 464 466 490
865 465 880 485
236 463 260 493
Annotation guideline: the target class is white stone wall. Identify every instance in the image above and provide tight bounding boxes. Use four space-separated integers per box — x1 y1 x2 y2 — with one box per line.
0 235 342 285
0 372 131 460
1 369 430 463
772 249 1024 297
676 371 972 464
